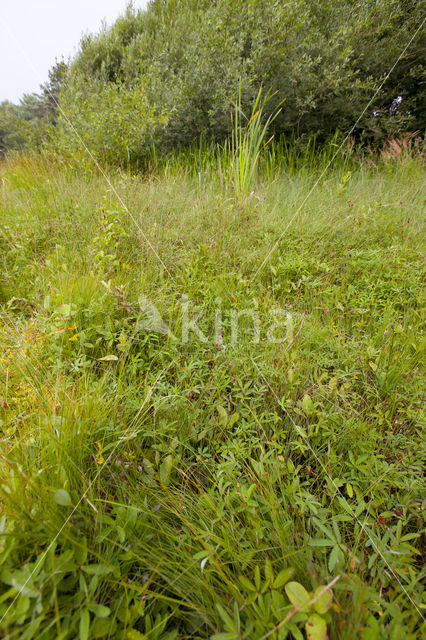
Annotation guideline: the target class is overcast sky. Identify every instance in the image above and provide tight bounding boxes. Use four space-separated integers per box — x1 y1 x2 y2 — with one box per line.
0 1 148 104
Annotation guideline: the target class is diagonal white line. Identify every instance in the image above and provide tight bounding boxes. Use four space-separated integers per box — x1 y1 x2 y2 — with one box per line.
250 15 426 284
250 356 425 620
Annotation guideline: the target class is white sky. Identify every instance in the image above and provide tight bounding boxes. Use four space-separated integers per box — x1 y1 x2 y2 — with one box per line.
0 1 148 103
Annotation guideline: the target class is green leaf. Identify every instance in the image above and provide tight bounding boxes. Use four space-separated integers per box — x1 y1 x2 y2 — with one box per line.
16 594 30 623
288 622 305 640
309 538 334 547
11 580 38 599
228 412 239 428
88 603 111 618
328 545 339 572
273 567 295 589
81 564 113 576
301 394 314 414
313 586 333 614
239 575 256 591
57 303 71 317
126 630 147 640
305 614 327 640
338 497 354 515
159 455 174 486
265 559 274 584
400 532 420 542
217 405 228 425
54 489 72 507
285 581 311 611
80 608 90 640
97 354 118 361
215 603 236 632
254 565 261 591
73 538 88 565
92 618 114 638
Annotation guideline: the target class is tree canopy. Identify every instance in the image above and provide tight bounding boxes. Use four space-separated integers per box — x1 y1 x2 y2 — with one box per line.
1 1 425 162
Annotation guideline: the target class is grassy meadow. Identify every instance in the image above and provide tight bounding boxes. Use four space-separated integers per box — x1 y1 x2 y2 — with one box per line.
0 147 425 638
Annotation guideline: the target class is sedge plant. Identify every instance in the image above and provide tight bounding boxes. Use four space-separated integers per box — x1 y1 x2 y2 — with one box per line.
231 85 284 203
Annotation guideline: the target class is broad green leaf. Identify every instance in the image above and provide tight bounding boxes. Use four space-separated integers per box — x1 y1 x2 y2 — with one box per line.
54 489 71 507
400 533 420 542
73 537 88 564
273 567 295 589
338 497 354 515
80 608 90 640
254 565 261 591
305 613 327 640
97 354 118 361
81 564 113 576
7 574 38 599
57 303 71 316
265 559 274 583
16 594 30 623
313 586 333 614
309 538 334 547
159 454 174 485
217 405 228 425
240 575 256 591
0 587 16 604
328 545 339 572
228 412 239 427
301 394 314 414
91 618 113 638
288 622 305 640
285 581 311 610
88 603 110 618
215 603 236 632
126 630 147 640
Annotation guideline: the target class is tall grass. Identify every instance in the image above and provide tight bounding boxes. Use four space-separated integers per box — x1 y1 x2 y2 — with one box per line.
0 150 424 639
230 87 283 202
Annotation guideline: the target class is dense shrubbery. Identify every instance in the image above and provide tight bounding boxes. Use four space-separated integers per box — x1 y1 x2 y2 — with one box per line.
1 1 424 163
57 0 424 164
58 78 167 166
0 62 67 154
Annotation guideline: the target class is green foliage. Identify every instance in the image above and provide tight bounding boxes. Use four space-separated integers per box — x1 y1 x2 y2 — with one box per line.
231 86 282 202
56 0 425 165
0 61 67 155
57 77 167 167
0 152 424 637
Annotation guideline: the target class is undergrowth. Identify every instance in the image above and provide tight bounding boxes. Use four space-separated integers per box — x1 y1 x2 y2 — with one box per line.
0 148 424 639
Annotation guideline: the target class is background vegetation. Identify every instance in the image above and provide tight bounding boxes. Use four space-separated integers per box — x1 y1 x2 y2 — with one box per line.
1 0 425 163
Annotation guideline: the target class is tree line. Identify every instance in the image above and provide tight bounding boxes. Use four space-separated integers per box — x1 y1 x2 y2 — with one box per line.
1 0 424 164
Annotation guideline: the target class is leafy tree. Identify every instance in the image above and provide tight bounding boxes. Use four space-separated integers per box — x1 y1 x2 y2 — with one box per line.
0 60 68 155
60 0 424 162
57 77 167 166
40 60 69 121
